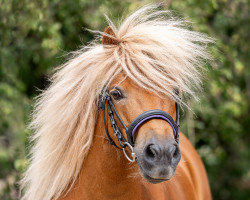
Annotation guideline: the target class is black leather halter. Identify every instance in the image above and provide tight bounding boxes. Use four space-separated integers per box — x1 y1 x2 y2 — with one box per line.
99 89 180 161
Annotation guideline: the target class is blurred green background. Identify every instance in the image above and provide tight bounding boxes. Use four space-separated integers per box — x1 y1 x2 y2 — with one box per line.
0 0 249 199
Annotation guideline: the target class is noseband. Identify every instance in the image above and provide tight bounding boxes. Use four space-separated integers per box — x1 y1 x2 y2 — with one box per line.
99 89 180 162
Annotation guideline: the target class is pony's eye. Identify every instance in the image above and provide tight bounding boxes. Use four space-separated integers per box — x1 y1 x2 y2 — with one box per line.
110 89 123 100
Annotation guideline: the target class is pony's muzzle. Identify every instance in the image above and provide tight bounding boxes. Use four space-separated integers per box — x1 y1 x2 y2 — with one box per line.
136 135 181 184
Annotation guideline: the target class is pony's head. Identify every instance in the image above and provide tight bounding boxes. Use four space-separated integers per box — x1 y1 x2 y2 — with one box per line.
104 74 181 183
21 5 212 200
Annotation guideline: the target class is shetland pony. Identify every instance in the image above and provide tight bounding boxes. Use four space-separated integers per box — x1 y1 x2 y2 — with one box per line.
21 5 213 200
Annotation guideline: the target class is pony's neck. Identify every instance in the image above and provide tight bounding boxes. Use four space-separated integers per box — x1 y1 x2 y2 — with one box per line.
61 110 149 200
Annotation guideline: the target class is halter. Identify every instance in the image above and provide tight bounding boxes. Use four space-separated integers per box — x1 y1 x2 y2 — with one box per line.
99 89 180 162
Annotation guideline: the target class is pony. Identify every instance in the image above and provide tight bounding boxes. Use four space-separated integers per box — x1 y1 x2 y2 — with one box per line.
21 5 213 200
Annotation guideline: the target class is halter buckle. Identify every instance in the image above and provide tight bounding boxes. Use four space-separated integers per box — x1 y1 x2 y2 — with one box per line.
122 142 136 162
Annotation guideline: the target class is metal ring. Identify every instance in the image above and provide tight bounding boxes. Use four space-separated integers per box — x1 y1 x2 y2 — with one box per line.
123 142 136 162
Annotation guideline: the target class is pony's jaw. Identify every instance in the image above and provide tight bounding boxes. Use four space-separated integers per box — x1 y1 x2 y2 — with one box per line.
134 130 181 184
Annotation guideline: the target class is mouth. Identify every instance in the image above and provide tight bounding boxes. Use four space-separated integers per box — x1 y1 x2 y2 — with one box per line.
139 166 170 184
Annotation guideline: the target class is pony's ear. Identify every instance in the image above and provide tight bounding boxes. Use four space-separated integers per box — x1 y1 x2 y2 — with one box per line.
102 26 118 45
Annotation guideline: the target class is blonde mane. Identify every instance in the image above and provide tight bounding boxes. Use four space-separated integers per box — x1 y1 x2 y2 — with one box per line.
21 5 212 200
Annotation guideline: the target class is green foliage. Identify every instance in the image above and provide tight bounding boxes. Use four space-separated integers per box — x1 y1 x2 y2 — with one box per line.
171 1 250 199
0 0 249 199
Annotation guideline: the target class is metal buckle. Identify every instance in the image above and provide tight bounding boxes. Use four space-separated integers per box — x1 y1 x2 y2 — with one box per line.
122 142 136 162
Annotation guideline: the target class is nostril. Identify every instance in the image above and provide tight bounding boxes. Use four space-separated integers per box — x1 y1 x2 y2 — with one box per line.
147 145 155 158
173 147 178 158
172 145 181 162
144 144 157 160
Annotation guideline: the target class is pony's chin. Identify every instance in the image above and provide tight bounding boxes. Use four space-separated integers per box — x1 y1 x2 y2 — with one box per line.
139 166 172 184
142 172 170 184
